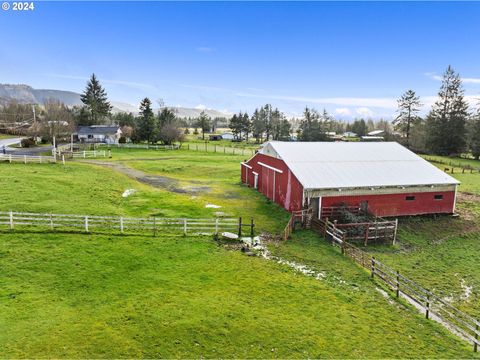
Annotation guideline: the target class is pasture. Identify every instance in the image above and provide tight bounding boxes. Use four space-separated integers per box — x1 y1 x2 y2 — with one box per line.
0 146 478 357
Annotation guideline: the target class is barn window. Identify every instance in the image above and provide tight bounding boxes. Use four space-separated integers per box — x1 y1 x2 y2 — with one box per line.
405 195 415 201
434 194 444 200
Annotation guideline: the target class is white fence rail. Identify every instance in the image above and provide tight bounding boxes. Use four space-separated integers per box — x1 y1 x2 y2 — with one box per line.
0 211 240 236
71 150 107 158
0 154 57 164
186 143 256 156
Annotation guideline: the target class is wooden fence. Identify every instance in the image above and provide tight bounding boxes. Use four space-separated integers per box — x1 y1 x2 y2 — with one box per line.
0 153 57 164
320 205 364 219
316 220 480 352
312 217 397 245
284 209 313 240
0 211 251 236
423 156 479 174
186 143 256 156
71 150 108 158
99 143 180 150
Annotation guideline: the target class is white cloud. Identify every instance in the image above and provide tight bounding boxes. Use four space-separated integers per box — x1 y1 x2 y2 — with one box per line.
356 107 374 117
195 104 207 110
335 108 351 116
425 72 480 85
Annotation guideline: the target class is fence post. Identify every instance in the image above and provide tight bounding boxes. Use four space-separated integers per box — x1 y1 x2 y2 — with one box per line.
84 216 89 232
323 217 328 238
9 154 12 163
214 145 217 153
393 219 398 245
371 257 375 279
364 225 369 247
24 155 27 164
50 214 54 230
93 150 96 157
205 143 207 152
9 211 14 230
215 218 219 235
108 149 111 158
474 324 478 352
250 218 254 237
396 270 400 298
425 293 430 319
83 150 86 158
62 154 65 165
120 217 124 234
238 217 242 237
153 216 156 237
341 233 346 255
183 218 187 235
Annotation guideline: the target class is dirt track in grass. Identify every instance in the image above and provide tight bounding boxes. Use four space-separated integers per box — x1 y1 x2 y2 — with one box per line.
85 160 211 194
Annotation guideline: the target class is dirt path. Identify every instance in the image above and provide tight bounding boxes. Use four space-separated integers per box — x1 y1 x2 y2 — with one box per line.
84 160 211 194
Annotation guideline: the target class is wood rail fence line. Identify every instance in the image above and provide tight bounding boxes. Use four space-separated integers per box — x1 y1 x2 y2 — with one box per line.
314 217 480 352
187 143 256 156
98 143 180 150
0 153 57 164
0 211 255 237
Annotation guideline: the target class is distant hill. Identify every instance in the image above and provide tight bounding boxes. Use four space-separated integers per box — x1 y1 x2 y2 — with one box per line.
0 84 231 119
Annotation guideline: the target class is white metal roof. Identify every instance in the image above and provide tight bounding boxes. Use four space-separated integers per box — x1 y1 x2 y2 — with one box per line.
259 141 459 190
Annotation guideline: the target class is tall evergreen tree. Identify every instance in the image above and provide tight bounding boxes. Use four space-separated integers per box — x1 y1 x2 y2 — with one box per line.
196 111 211 140
136 97 156 143
470 103 480 159
229 113 243 139
298 107 328 141
393 90 422 147
426 66 469 155
251 109 265 143
80 73 112 124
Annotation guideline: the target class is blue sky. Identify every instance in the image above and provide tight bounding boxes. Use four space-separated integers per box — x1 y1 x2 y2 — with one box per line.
1 1 480 119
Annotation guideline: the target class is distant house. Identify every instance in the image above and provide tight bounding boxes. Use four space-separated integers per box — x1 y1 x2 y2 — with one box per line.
221 132 235 140
361 136 384 141
368 129 385 136
75 125 122 144
342 131 358 138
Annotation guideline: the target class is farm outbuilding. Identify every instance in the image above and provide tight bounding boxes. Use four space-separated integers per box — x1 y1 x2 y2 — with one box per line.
241 141 460 218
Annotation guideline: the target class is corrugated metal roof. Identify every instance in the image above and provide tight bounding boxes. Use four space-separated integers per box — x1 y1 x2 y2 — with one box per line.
260 141 459 190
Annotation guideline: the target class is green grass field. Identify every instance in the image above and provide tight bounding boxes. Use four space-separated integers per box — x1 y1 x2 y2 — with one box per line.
1 146 478 358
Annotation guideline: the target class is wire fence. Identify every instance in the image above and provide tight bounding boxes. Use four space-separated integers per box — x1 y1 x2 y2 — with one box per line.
186 143 256 156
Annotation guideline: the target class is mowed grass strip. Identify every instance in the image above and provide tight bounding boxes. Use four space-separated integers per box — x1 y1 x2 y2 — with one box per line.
0 232 474 358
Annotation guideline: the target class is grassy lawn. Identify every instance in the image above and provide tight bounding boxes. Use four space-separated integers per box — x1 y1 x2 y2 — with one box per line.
1 231 474 358
0 145 478 357
362 156 480 319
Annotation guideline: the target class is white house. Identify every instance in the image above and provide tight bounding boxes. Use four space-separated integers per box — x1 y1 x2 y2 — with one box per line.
221 132 235 140
75 125 122 144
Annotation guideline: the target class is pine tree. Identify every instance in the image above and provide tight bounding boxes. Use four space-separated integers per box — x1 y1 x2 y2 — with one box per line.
470 103 480 159
80 73 112 124
298 107 327 141
136 97 156 143
229 114 242 139
393 90 422 147
251 109 265 143
195 111 211 140
426 66 469 155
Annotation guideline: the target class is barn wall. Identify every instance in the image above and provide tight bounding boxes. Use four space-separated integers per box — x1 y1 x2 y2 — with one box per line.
242 153 304 212
321 190 456 217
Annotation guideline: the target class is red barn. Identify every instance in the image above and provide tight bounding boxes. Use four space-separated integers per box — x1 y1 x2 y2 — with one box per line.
241 141 459 218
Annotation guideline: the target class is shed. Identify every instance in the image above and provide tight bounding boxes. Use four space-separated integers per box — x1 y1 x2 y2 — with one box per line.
241 141 459 218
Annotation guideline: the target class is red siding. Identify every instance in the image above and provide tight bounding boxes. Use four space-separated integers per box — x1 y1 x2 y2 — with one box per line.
242 153 304 211
321 191 456 217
